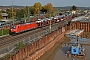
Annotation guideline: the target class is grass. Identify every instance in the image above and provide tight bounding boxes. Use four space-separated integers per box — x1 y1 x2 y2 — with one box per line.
18 42 24 49
0 29 9 36
3 54 11 59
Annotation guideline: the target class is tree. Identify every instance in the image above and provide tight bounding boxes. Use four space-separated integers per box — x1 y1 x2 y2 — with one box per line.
40 6 47 13
6 8 17 18
16 9 25 18
33 2 42 14
24 6 29 17
30 6 34 14
24 6 35 17
6 9 11 18
71 5 77 11
45 3 55 17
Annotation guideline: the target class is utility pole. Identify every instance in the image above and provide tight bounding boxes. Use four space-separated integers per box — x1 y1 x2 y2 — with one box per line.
37 8 40 19
38 8 39 19
12 1 14 25
24 14 26 23
1 11 3 37
48 7 51 33
28 6 30 22
50 13 51 33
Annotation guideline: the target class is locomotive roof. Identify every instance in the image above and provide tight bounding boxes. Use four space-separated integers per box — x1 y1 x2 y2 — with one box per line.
12 22 35 26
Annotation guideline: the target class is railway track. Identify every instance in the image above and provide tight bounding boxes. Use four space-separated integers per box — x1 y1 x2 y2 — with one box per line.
0 21 65 48
0 35 13 46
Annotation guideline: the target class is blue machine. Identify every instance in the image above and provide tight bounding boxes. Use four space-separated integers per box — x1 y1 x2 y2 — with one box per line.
66 30 85 57
71 43 82 55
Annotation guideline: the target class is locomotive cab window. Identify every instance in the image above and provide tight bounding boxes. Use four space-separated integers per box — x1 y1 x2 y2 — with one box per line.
11 26 16 29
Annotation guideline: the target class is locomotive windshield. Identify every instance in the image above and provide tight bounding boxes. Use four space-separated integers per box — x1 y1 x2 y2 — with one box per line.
11 26 16 29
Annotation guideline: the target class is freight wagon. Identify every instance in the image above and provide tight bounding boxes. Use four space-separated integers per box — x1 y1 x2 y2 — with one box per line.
10 14 72 35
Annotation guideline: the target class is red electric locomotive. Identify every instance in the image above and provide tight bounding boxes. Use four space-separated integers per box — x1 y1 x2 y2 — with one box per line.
10 22 38 34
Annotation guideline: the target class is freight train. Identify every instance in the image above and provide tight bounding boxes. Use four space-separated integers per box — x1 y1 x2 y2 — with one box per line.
10 14 72 35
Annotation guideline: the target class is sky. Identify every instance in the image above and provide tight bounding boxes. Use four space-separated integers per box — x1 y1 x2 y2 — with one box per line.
0 0 90 7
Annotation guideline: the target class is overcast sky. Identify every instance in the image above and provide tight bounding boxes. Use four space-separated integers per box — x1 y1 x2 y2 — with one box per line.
0 0 90 7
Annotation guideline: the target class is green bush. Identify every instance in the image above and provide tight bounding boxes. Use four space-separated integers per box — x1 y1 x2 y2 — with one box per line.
18 42 24 49
0 29 9 36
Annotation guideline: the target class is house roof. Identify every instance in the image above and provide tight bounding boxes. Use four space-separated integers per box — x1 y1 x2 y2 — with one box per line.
1 13 8 16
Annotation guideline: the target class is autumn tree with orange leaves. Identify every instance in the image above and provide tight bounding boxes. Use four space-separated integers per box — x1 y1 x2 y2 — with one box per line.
5 2 55 18
43 3 55 17
33 2 55 16
33 2 42 14
45 3 55 14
